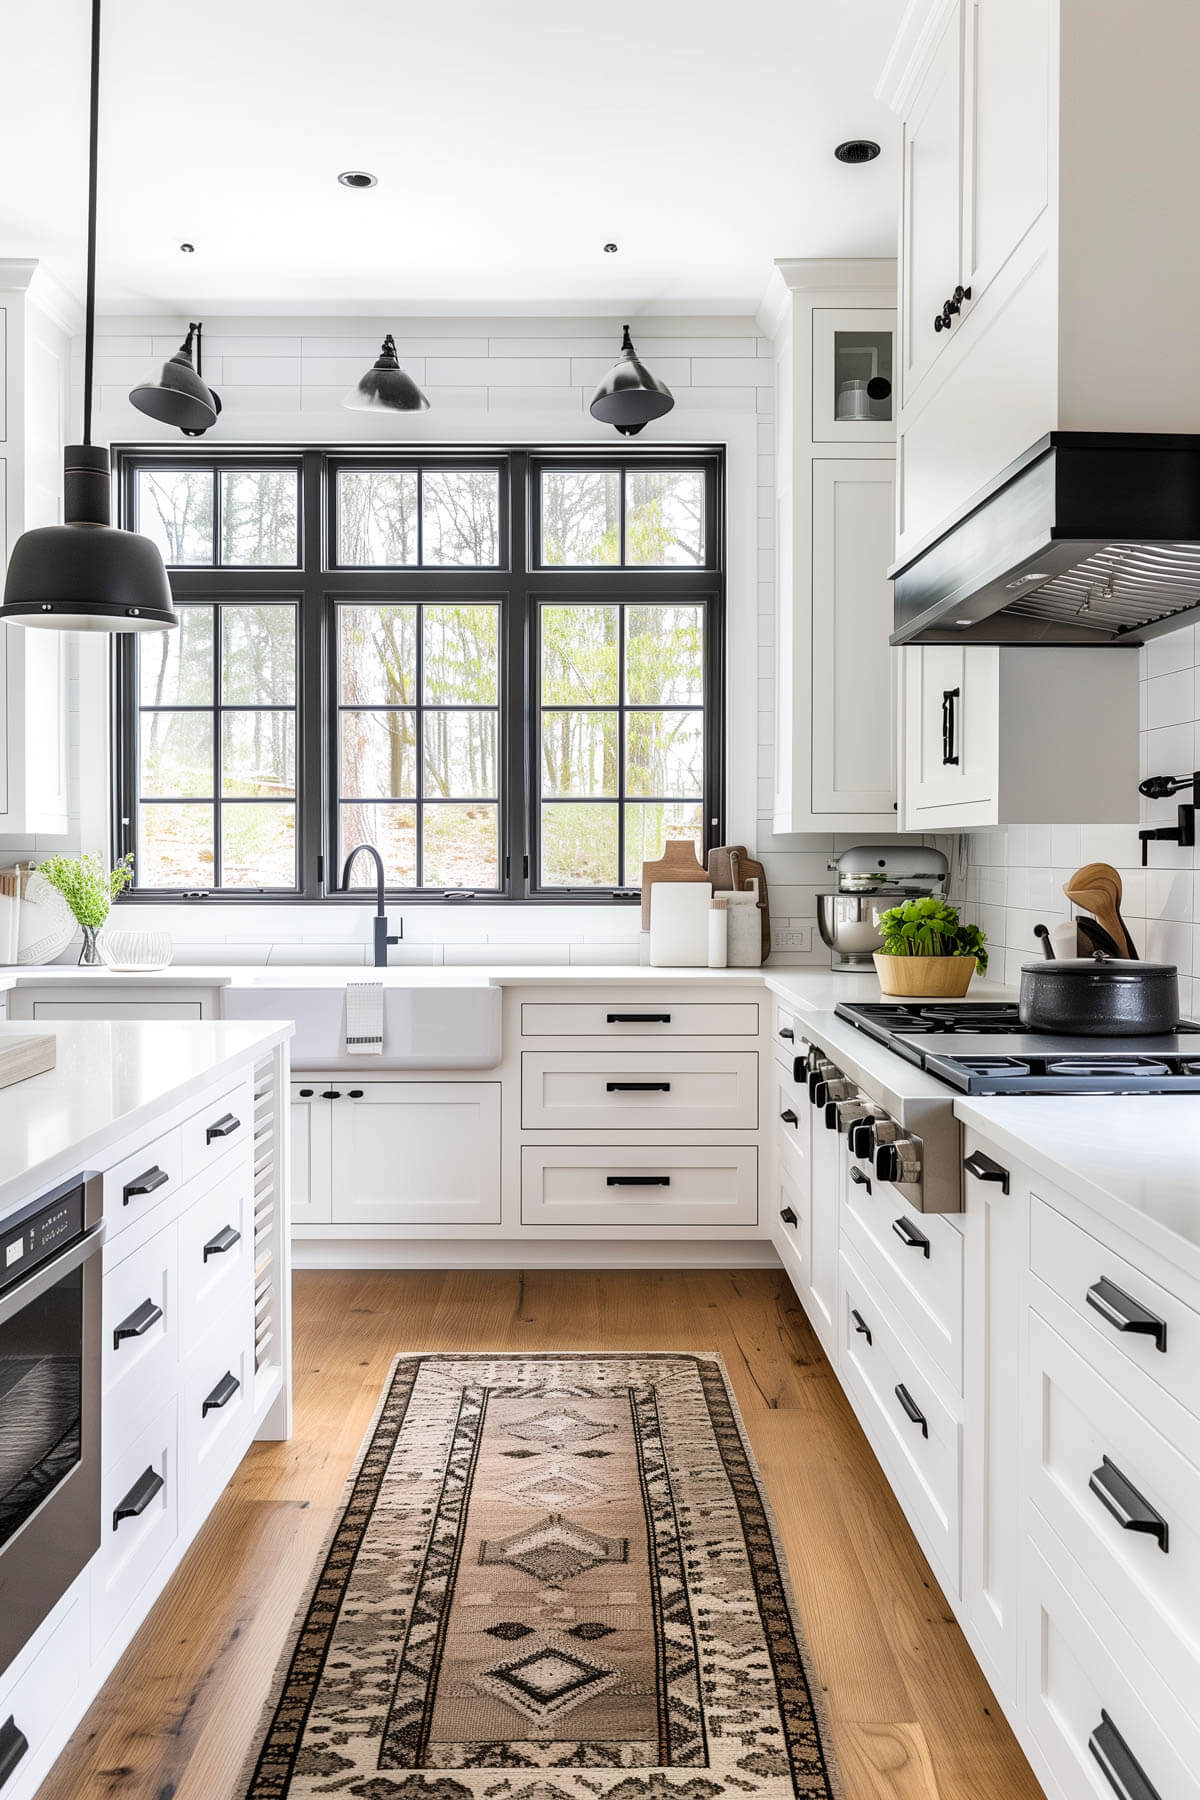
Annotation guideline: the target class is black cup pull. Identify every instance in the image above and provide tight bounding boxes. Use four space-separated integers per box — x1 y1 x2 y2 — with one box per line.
348 1089 365 1099
0 1716 29 1789
851 1308 872 1346
779 1206 798 1227
780 1108 799 1126
778 1026 794 1041
963 1150 1010 1194
123 1164 169 1206
113 1297 164 1350
894 1383 929 1438
849 1167 872 1194
298 1087 314 1098
606 1175 671 1188
321 1089 342 1100
607 1012 671 1024
606 1081 671 1092
1089 1456 1169 1553
892 1216 931 1258
113 1465 165 1530
1089 1710 1162 1800
204 1112 240 1144
1086 1276 1167 1353
202 1371 240 1417
202 1225 241 1263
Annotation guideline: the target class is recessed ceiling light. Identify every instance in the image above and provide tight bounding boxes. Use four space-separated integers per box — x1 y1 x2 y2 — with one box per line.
338 170 378 190
603 242 619 254
834 139 881 164
179 241 195 253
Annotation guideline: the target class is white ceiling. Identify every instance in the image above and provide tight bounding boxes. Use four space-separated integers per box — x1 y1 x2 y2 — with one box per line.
3 0 905 316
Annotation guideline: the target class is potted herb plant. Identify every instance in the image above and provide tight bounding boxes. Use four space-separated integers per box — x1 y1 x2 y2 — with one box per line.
37 852 134 965
874 897 988 998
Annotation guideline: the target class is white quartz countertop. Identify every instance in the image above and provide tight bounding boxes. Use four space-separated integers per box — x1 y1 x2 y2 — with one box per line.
0 1019 290 1220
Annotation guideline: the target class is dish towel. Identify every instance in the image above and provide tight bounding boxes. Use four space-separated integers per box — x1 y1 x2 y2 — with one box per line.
345 981 384 1055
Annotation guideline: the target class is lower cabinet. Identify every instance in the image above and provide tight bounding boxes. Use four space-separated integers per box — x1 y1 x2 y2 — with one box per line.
521 1144 757 1229
93 1398 179 1653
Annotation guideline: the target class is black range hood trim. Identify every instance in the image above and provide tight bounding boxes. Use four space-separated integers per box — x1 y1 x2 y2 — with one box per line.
890 432 1200 648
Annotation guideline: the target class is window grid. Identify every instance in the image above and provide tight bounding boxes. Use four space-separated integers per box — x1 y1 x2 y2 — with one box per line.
134 463 302 571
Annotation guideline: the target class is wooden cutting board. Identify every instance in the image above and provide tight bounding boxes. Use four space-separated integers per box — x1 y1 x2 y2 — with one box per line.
640 840 710 930
0 1034 55 1091
708 846 772 960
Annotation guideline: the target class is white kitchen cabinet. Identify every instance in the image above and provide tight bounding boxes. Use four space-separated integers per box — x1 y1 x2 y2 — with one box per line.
899 6 963 410
811 308 895 443
899 644 1139 828
290 1081 332 1225
329 1082 501 1227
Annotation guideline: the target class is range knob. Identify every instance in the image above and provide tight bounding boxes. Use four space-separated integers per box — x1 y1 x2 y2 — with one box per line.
808 1061 837 1103
875 1136 922 1186
823 1077 856 1104
834 1097 868 1133
848 1108 887 1159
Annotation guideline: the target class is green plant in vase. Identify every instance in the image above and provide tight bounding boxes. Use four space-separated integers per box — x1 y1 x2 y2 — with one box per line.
874 896 988 997
37 852 134 965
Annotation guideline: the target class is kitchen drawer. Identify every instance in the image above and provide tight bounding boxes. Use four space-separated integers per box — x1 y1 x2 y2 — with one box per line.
102 1125 184 1245
842 1167 964 1390
1030 1193 1200 1425
521 1052 758 1131
839 1241 961 1592
178 1164 252 1346
182 1309 254 1516
1023 1522 1200 1800
773 1003 809 1070
93 1395 179 1653
180 1077 253 1185
774 1067 808 1147
521 1000 760 1037
776 1154 809 1283
521 1145 757 1228
0 1593 85 1794
102 1218 178 1456
1025 1309 1200 1709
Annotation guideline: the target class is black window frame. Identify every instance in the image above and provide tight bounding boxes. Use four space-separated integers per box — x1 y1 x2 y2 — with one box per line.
112 444 725 904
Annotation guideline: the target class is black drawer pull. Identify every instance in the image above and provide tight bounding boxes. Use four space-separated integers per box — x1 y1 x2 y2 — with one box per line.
607 1012 670 1023
1086 1276 1167 1353
606 1175 671 1187
113 1297 164 1349
892 1216 931 1258
1089 1709 1162 1800
321 1089 342 1100
778 1026 794 1041
894 1383 929 1438
348 1089 364 1098
851 1308 872 1345
202 1371 240 1416
202 1225 241 1263
0 1716 29 1788
779 1206 798 1227
849 1167 872 1194
113 1465 165 1530
1089 1456 1169 1553
780 1108 799 1126
962 1150 1010 1193
298 1087 314 1098
606 1081 671 1092
123 1164 169 1206
205 1112 240 1144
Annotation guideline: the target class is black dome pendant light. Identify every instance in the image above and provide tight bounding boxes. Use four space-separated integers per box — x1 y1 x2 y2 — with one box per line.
343 334 430 412
2 0 176 632
589 325 675 436
129 320 221 435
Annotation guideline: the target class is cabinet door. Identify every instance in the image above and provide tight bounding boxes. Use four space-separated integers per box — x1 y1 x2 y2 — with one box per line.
806 1092 841 1361
903 644 999 822
900 5 963 408
330 1083 501 1226
290 1083 332 1225
811 309 895 443
961 0 1050 308
810 461 897 817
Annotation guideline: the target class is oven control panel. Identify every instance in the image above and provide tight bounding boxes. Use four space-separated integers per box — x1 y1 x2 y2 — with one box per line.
0 1185 86 1295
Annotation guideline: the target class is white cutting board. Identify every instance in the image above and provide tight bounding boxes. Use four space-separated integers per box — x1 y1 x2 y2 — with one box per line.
649 881 712 967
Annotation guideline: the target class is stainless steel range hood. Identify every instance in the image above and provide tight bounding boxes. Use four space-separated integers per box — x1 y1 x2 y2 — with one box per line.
890 433 1200 647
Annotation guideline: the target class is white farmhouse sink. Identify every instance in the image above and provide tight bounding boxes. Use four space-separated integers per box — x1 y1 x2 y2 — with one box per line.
222 977 502 1070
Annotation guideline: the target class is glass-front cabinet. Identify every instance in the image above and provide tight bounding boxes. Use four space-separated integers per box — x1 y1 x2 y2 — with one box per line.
812 308 895 443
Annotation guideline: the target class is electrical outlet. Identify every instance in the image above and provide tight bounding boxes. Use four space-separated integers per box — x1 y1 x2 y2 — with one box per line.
771 922 812 952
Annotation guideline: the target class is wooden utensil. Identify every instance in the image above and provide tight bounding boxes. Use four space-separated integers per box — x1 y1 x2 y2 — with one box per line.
708 846 772 960
640 840 709 930
0 1033 55 1090
1062 863 1138 959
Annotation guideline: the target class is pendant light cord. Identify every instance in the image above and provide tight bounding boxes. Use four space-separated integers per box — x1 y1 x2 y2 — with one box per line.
82 0 101 446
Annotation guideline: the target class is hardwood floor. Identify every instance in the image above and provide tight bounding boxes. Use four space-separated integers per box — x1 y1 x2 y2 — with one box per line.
47 1269 1042 1800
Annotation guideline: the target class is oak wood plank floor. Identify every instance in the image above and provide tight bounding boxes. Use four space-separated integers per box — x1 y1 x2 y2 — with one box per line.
45 1269 1042 1800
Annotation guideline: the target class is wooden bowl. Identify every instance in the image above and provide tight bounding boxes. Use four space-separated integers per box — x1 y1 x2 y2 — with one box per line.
873 953 975 998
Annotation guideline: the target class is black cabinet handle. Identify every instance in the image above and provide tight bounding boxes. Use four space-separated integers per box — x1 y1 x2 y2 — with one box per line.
321 1089 342 1100
849 1167 872 1194
894 1383 929 1438
607 1012 671 1023
779 1206 798 1227
0 1716 29 1789
963 1150 1010 1194
851 1308 872 1345
1086 1276 1167 1353
1089 1710 1163 1800
298 1087 314 1098
1089 1456 1169 1553
113 1465 165 1530
606 1175 670 1187
941 686 961 766
348 1088 364 1099
778 1026 794 1041
780 1108 799 1126
202 1371 240 1416
123 1164 169 1206
606 1081 671 1092
204 1112 240 1144
113 1297 164 1349
892 1216 931 1258
202 1224 241 1263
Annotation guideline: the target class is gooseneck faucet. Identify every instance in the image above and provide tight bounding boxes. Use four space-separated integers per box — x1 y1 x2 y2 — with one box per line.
341 843 402 967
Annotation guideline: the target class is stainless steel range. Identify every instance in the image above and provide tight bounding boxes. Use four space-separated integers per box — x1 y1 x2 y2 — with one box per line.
789 1000 1200 1215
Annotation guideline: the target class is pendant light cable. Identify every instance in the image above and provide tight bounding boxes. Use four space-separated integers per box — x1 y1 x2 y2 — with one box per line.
82 0 101 447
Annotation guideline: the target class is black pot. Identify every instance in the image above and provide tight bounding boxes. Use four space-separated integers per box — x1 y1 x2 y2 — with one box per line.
1018 954 1179 1036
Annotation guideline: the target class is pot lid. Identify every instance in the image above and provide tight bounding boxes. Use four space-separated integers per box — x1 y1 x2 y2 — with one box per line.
1020 956 1177 976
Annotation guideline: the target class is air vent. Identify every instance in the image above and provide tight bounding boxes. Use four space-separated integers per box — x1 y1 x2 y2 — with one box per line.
1005 543 1200 635
834 140 881 164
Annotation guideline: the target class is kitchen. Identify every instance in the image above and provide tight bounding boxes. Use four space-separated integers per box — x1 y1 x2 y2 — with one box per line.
0 2 1198 1798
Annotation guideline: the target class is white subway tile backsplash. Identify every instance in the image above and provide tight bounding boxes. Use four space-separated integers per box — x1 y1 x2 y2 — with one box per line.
1146 668 1195 729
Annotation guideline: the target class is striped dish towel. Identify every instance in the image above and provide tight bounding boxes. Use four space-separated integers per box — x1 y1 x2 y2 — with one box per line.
345 981 384 1054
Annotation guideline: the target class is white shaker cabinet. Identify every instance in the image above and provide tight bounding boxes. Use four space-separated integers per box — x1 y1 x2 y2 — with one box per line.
899 5 963 411
328 1081 501 1227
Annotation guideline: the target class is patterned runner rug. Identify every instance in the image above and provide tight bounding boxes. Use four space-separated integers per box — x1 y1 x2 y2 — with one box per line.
242 1353 840 1799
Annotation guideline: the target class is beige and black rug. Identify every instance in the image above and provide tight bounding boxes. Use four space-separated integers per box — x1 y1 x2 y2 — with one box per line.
243 1353 839 1799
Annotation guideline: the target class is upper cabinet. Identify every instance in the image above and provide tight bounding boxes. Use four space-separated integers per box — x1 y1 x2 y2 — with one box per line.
761 261 900 835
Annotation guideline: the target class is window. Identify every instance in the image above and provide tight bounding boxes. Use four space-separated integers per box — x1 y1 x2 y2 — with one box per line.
115 448 723 900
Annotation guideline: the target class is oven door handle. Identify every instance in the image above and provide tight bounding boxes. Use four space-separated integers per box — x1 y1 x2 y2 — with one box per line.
0 1220 106 1329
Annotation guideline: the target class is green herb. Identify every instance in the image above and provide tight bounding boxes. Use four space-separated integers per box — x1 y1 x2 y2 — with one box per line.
37 853 134 930
878 896 988 975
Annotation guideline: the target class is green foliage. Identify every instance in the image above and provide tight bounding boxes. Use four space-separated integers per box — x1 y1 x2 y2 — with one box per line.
38 853 134 929
878 897 989 974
